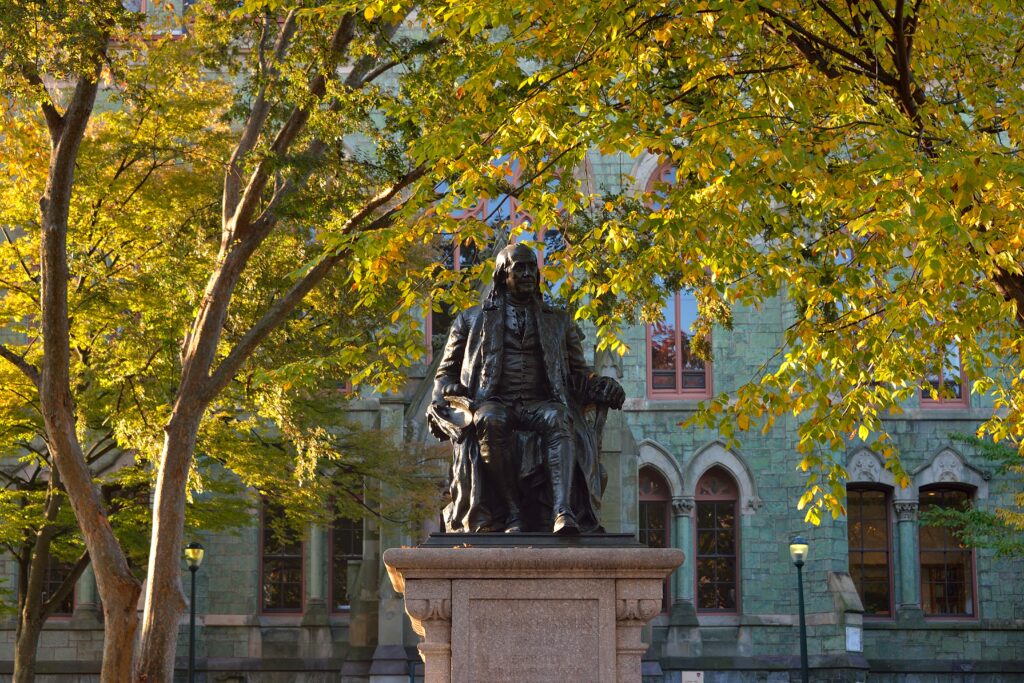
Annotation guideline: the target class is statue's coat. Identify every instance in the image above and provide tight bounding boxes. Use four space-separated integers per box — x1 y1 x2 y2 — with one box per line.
431 296 607 533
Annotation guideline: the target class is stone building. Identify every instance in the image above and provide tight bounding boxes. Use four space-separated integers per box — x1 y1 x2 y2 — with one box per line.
1 150 1022 683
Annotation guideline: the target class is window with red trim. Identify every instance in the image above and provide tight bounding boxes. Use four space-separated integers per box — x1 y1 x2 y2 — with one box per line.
695 467 738 613
329 516 363 612
847 487 893 617
920 487 974 617
642 162 711 399
260 500 304 613
638 466 672 611
648 290 711 398
921 344 967 408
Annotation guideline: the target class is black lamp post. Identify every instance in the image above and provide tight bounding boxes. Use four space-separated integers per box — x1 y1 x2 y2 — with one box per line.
184 542 205 683
789 536 809 683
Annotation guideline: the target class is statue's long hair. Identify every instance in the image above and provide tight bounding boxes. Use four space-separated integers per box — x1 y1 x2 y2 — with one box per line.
484 243 542 309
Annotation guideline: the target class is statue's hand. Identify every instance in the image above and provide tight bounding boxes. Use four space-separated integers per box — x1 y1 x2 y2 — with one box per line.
441 381 469 398
591 376 626 409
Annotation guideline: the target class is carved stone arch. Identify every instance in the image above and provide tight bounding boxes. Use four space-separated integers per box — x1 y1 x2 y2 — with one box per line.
572 154 598 198
637 440 685 499
846 448 898 488
684 441 762 514
627 153 665 197
913 447 990 499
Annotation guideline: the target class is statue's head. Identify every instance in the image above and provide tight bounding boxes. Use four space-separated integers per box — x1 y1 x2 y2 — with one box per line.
493 243 540 298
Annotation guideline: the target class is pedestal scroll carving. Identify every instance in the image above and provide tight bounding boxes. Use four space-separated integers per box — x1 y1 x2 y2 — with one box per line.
405 598 452 635
616 584 666 681
394 580 452 683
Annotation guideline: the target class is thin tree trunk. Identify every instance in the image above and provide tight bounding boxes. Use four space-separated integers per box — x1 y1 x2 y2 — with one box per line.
13 546 46 683
37 72 143 683
13 470 91 683
13 613 44 683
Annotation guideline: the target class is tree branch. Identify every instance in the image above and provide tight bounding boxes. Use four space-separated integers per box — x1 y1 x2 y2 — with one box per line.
223 9 300 226
759 3 899 89
230 14 357 235
0 344 41 387
816 0 861 39
205 166 425 397
40 550 89 622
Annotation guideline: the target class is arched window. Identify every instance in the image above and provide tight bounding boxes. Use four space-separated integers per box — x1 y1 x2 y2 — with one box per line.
639 466 672 611
847 486 893 617
919 486 975 616
647 290 711 398
695 466 739 613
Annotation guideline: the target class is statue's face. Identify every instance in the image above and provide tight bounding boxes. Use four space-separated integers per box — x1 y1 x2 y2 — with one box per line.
504 255 539 297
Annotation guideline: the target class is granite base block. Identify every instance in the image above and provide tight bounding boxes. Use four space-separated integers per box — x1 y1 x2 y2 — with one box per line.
384 545 683 683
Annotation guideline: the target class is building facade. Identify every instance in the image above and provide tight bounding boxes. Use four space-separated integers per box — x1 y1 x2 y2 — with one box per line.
2 153 1023 683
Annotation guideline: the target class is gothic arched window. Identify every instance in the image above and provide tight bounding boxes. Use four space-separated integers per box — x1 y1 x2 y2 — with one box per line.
847 486 893 617
919 486 975 616
695 466 739 613
639 466 672 611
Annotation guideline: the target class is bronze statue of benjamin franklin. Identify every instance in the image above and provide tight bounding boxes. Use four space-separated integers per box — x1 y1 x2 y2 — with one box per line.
427 243 626 534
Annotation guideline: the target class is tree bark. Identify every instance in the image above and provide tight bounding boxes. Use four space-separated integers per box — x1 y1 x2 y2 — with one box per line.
14 545 46 683
993 270 1024 326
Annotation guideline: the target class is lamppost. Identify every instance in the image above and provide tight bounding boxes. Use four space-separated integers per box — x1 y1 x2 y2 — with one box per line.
789 536 809 683
184 542 205 683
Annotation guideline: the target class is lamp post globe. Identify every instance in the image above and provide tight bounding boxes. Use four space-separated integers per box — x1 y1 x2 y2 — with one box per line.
185 542 205 683
789 536 809 566
185 542 205 570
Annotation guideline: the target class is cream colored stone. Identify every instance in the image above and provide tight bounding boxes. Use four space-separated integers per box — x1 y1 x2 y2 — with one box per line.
384 546 682 683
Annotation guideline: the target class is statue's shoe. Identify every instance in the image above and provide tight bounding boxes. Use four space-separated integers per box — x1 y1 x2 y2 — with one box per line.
504 519 523 533
553 512 580 535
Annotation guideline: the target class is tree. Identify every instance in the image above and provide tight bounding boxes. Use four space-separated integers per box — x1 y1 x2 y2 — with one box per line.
13 3 469 680
0 1 535 679
408 0 1024 523
9 0 1019 677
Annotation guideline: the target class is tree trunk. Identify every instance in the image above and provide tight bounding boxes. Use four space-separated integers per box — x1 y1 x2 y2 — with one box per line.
137 184 266 680
37 72 143 683
13 545 45 683
993 270 1024 326
135 408 205 682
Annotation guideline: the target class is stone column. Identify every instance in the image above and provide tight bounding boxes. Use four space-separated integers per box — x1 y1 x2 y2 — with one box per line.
671 496 695 605
303 524 328 626
403 580 453 683
70 564 101 628
894 500 923 621
371 401 415 682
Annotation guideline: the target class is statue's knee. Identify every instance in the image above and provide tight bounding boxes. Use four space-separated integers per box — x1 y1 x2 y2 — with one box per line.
540 406 571 432
474 407 508 433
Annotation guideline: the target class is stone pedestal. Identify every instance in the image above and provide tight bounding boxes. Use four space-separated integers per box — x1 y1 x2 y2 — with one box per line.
384 544 683 683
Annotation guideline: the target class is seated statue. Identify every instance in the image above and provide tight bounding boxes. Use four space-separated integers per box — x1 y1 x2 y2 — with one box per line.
427 243 626 534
